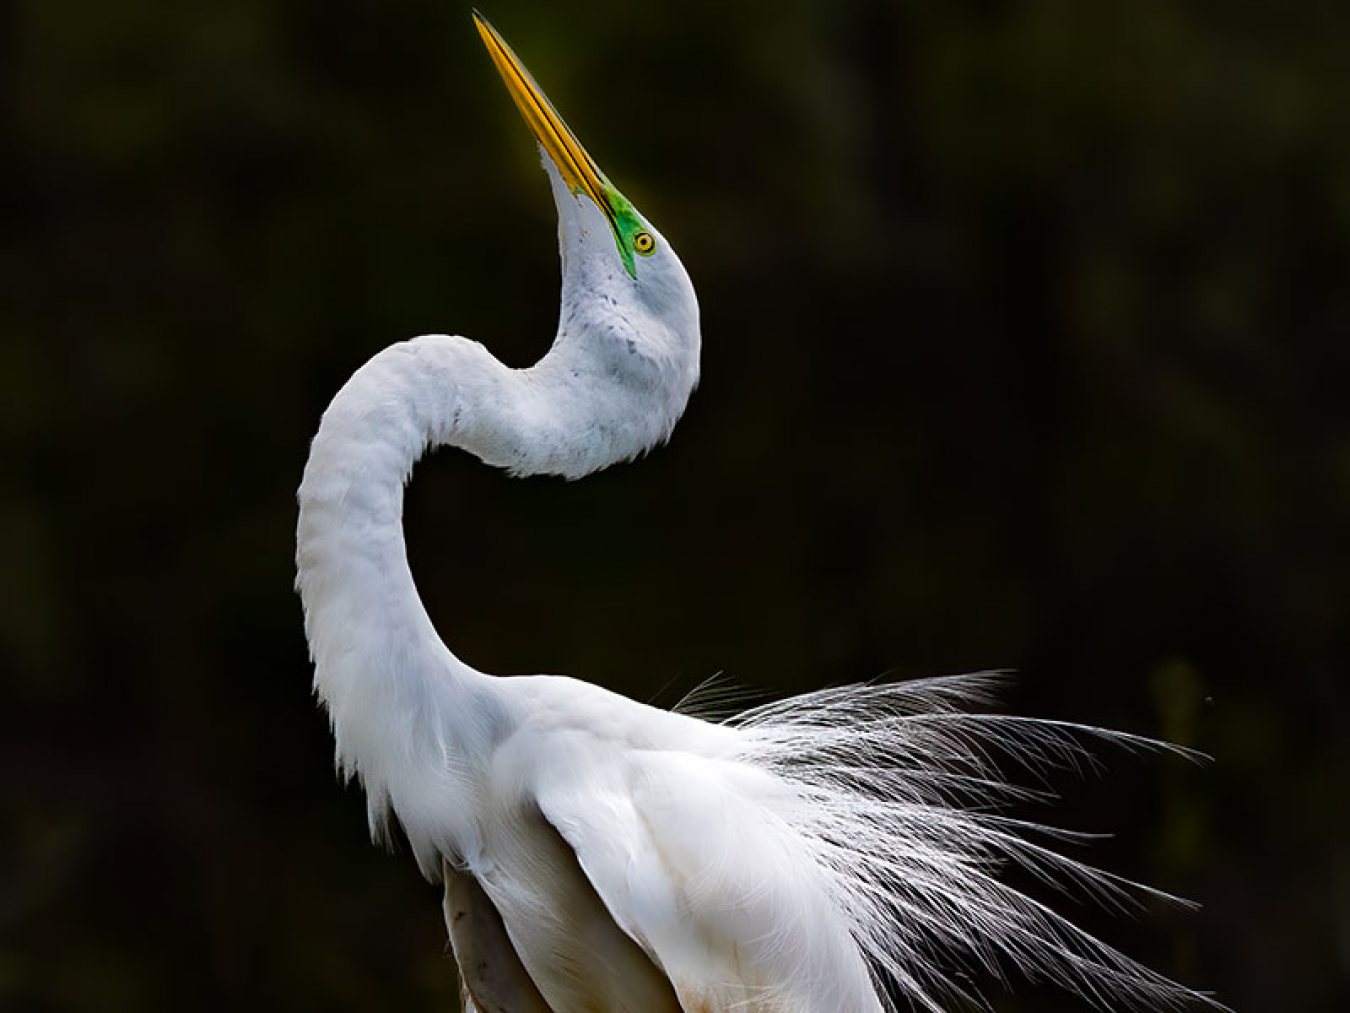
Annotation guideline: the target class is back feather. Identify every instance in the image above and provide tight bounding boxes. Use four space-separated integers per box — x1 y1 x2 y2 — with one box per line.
684 672 1221 1012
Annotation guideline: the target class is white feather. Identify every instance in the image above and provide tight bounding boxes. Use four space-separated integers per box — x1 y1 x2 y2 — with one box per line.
296 79 1219 1013
719 673 1215 1010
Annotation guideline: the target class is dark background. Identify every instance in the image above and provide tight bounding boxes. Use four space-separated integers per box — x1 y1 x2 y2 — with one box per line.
5 0 1347 1009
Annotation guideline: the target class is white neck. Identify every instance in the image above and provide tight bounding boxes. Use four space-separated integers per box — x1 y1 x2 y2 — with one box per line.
296 338 494 845
296 324 692 846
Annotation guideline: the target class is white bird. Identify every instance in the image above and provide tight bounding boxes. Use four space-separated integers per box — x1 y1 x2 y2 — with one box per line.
296 13 1215 1012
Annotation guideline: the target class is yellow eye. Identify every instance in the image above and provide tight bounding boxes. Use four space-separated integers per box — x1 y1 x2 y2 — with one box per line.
633 231 656 255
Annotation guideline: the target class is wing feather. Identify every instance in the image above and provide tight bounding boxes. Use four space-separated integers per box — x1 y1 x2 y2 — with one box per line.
533 744 883 1013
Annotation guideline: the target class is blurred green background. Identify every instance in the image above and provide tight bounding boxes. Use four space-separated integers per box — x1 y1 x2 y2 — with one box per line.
4 0 1347 1009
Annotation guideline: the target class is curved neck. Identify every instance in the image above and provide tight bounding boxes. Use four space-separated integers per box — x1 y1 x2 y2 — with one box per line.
296 337 524 821
295 331 672 830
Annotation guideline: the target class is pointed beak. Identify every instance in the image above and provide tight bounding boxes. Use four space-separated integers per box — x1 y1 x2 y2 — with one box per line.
473 11 614 221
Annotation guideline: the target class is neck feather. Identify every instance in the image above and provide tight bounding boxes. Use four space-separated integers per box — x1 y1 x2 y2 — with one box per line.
296 337 508 842
295 332 679 851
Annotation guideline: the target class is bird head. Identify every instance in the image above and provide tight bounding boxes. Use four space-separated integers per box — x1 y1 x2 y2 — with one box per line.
474 11 700 460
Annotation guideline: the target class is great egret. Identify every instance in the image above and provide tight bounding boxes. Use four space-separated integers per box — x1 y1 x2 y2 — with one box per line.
296 13 1214 1012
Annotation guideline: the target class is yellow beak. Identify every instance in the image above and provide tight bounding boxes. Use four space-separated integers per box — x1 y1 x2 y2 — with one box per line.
473 11 613 217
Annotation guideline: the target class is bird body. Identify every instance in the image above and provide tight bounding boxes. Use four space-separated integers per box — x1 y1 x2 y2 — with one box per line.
297 14 1214 1012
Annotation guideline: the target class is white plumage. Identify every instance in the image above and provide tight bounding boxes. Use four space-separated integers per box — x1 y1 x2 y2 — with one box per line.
296 15 1215 1012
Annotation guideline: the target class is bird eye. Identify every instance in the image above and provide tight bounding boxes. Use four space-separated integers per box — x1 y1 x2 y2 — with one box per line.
633 231 656 255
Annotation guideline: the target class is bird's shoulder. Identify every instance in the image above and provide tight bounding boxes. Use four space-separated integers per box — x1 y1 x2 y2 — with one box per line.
475 676 877 1009
493 673 737 755
478 673 743 853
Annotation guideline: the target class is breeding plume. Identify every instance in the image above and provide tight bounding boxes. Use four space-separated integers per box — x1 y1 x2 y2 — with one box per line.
296 14 1214 1012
